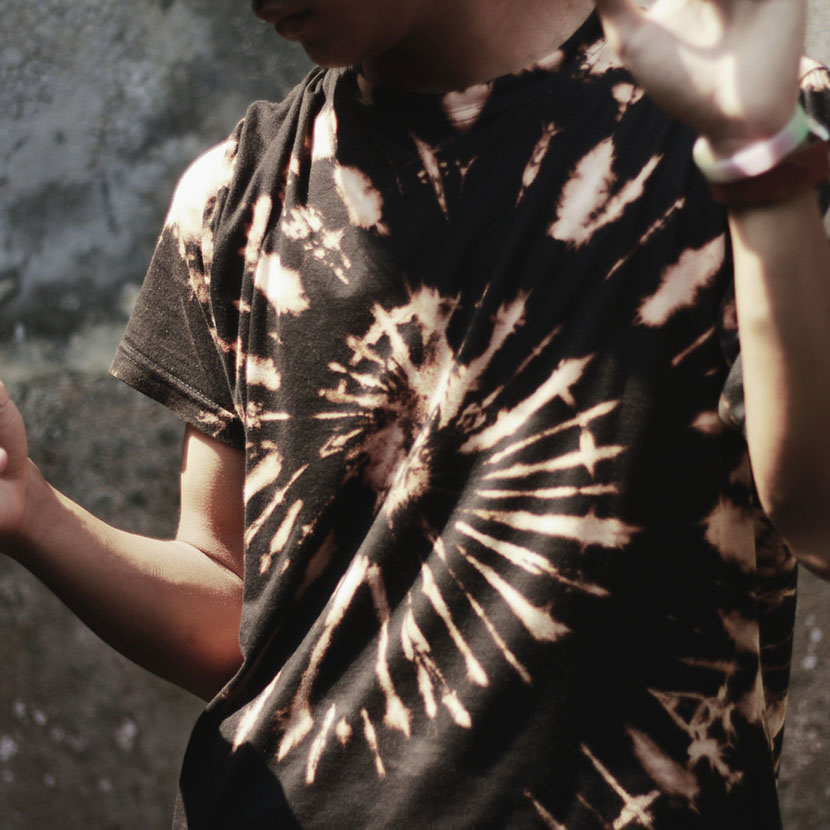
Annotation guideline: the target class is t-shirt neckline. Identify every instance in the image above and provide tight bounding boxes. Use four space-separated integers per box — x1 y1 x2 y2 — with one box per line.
350 11 603 122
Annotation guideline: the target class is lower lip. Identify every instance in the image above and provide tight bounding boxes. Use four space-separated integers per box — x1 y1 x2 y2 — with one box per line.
274 11 311 39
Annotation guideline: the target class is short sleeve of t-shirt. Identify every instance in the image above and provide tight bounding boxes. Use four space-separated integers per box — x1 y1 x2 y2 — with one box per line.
110 125 246 448
110 69 329 450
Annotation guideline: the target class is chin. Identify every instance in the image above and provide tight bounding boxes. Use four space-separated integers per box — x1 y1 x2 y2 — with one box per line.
299 38 363 69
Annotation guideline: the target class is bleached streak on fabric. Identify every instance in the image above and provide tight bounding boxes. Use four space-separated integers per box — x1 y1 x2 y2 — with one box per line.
509 326 562 383
691 411 723 435
231 671 282 752
460 549 570 642
548 139 661 247
477 484 617 501
244 195 273 277
484 431 624 481
441 691 472 728
334 165 390 235
277 555 370 761
487 400 619 465
702 497 755 573
246 355 282 391
381 427 433 517
434 538 533 684
611 82 645 119
400 601 473 728
292 530 339 604
311 103 337 161
637 236 725 326
281 205 352 284
457 522 609 599
580 38 622 76
360 709 386 778
441 294 528 430
649 687 744 790
164 137 237 246
255 254 311 316
335 718 352 746
244 443 282 500
318 428 367 460
456 521 560 578
737 668 767 730
462 355 594 454
413 135 449 218
441 84 492 131
626 726 700 805
469 507 638 550
260 498 304 575
524 789 568 830
719 610 761 656
581 743 660 829
671 326 715 368
420 562 488 687
366 563 412 737
516 122 559 205
306 704 338 784
605 198 686 282
401 606 439 719
244 461 309 549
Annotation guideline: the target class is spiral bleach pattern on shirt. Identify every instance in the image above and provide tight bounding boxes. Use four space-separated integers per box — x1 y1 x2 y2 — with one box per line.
112 14 830 829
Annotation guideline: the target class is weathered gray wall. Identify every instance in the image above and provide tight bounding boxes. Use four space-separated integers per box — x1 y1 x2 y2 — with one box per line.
0 2 829 828
1 2 310 828
1 0 310 341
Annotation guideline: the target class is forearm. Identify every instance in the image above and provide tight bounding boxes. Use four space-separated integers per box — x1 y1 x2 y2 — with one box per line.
7 460 244 699
729 189 830 576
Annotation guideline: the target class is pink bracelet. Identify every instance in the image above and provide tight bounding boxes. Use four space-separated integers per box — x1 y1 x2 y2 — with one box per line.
692 106 827 183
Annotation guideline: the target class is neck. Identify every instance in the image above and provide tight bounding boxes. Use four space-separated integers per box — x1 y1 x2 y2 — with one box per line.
363 0 595 93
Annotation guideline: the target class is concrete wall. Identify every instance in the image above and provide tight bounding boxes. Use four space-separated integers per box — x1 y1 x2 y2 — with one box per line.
1 0 310 342
0 2 829 829
1 3 310 828
2 2 829 345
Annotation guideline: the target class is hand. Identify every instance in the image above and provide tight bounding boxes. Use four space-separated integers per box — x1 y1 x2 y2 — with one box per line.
592 0 808 153
0 381 32 542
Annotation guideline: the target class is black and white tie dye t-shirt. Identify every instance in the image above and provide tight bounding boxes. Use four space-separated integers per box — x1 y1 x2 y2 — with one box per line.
111 14 830 830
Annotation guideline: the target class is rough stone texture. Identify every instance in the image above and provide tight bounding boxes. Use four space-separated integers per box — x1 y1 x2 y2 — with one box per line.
1 0 310 341
0 2 829 828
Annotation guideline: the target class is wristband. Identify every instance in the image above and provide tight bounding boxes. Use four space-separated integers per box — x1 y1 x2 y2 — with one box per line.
693 106 819 183
707 138 830 206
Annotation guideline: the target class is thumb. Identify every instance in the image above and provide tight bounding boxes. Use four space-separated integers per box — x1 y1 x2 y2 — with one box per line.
0 380 28 475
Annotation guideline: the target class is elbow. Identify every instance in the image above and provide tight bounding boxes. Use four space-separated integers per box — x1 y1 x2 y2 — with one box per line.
190 648 245 702
171 592 245 701
176 634 244 701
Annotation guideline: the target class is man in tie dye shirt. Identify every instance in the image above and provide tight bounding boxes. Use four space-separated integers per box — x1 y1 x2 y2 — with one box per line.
2 0 830 827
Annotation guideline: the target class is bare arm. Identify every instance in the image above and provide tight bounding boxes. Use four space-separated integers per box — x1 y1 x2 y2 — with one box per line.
729 192 830 578
594 0 830 576
0 382 245 700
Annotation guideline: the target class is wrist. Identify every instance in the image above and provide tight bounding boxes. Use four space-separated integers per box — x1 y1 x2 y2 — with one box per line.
694 107 815 183
5 459 52 563
693 106 830 207
701 110 803 159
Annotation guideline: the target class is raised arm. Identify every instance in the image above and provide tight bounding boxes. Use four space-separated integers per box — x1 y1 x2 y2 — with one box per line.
0 383 245 699
593 0 830 577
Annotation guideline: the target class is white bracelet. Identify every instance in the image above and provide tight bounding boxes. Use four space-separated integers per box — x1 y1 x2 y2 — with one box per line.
692 106 827 183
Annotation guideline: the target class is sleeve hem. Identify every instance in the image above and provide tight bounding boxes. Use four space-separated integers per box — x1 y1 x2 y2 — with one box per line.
110 341 245 450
